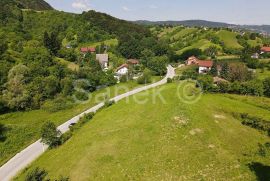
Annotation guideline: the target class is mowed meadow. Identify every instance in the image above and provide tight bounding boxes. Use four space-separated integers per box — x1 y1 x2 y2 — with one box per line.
15 83 270 180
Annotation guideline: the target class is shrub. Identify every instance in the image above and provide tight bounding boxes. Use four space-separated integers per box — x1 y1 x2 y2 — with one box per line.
197 75 214 92
74 91 89 101
60 131 72 144
239 114 270 136
120 75 128 83
137 68 152 84
69 112 95 132
167 78 173 83
104 100 115 108
263 78 270 97
26 167 48 181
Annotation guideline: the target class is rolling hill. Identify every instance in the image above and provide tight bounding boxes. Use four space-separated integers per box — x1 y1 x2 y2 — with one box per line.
16 0 53 11
136 20 270 34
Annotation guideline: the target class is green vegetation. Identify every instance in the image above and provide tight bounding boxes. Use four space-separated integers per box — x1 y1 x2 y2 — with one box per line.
15 83 270 180
216 30 243 49
0 81 154 166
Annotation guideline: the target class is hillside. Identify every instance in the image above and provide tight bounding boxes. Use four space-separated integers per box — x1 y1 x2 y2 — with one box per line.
16 0 53 11
152 26 268 56
15 83 270 180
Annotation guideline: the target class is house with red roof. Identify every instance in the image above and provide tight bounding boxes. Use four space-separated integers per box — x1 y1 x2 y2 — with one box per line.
261 47 270 54
186 56 213 74
198 60 213 74
80 47 96 54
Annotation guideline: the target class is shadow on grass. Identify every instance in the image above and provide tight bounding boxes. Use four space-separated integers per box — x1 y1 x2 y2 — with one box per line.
248 162 270 181
0 124 9 142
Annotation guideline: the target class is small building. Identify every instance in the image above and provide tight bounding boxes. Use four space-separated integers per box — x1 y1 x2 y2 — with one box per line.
198 60 213 74
261 47 270 54
186 56 213 74
96 54 109 69
251 53 259 59
116 64 129 75
80 47 96 54
186 56 199 65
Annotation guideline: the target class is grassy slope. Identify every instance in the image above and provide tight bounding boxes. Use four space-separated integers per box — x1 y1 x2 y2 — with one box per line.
15 83 270 180
0 81 155 166
176 39 221 55
216 30 243 49
55 57 79 71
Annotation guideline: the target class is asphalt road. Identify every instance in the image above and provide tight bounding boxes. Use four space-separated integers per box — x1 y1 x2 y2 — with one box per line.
0 65 175 181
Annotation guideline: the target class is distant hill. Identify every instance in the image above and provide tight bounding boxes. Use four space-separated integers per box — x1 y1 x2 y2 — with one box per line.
15 0 53 11
135 20 270 34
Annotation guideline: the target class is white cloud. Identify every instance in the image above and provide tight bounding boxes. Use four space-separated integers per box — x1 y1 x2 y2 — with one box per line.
122 6 131 12
72 0 91 11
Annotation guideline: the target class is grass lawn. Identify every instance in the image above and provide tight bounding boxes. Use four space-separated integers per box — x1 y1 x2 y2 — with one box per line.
176 39 221 55
255 69 270 80
170 28 197 41
15 83 270 180
247 38 262 47
216 55 240 61
216 30 243 49
79 39 118 48
55 57 79 71
0 80 160 166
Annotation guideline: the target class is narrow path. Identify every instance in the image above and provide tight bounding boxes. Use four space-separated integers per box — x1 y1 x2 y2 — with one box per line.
0 65 175 181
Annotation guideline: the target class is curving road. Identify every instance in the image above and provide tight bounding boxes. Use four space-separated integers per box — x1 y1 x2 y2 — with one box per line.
0 65 175 181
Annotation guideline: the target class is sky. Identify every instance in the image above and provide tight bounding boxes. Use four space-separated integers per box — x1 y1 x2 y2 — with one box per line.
45 0 270 25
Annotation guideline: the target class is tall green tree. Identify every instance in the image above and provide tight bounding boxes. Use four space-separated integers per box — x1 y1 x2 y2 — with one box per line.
2 64 30 110
40 121 61 148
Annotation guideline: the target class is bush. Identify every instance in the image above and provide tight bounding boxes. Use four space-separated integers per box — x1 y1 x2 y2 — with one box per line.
137 68 152 84
167 78 173 83
26 167 48 181
239 113 270 136
197 75 214 92
104 100 115 108
69 112 95 132
263 78 270 97
60 131 73 144
120 75 128 83
74 91 89 101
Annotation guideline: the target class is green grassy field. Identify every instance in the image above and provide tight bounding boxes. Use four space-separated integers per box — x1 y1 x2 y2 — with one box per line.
216 30 243 49
0 80 160 166
247 38 263 47
255 69 270 80
55 57 79 71
15 83 270 180
176 39 221 55
79 39 118 48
